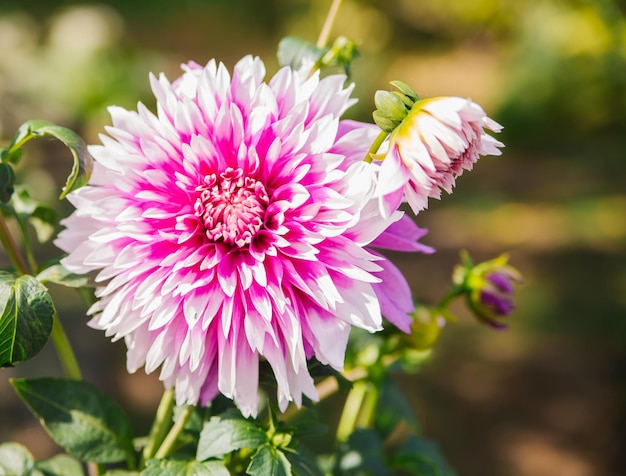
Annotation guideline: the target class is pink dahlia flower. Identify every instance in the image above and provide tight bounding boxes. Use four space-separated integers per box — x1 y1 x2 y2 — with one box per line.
56 56 428 416
377 96 504 216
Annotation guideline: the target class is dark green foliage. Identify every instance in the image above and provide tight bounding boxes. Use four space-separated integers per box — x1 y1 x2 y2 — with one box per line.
0 272 54 367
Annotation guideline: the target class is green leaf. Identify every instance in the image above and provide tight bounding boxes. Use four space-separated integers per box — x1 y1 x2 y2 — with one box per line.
284 407 327 440
277 36 326 70
307 359 353 394
0 442 36 476
247 445 291 476
375 378 420 438
196 410 267 461
143 458 229 476
11 378 135 464
4 120 93 198
36 262 91 288
35 454 84 476
338 430 389 475
0 272 55 367
11 187 59 243
0 163 15 203
30 205 58 243
0 146 22 164
282 447 322 476
391 435 456 476
104 471 141 476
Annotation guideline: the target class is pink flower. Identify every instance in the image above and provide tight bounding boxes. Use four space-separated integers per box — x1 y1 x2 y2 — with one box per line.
55 56 427 417
376 96 504 216
369 215 434 332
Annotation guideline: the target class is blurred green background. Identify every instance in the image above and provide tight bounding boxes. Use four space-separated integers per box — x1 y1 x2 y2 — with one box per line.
0 1 624 475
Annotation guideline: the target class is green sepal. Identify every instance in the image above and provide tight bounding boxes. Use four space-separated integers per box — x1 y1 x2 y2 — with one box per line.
389 80 419 102
373 90 411 133
0 271 55 368
372 80 421 133
374 90 407 122
372 110 401 133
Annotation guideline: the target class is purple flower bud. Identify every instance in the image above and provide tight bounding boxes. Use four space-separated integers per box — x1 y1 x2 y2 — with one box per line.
455 252 522 329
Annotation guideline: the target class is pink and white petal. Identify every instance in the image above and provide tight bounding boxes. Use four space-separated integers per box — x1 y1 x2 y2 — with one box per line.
370 215 435 254
370 252 415 333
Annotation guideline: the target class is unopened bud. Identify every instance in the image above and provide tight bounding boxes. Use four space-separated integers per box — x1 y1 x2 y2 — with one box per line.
454 251 522 328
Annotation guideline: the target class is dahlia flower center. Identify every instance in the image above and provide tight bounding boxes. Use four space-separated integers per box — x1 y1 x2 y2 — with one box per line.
194 167 269 247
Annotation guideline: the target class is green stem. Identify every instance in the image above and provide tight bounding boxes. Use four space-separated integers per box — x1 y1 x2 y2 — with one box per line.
283 353 403 422
335 380 368 443
316 0 343 49
16 220 38 274
78 287 96 307
356 382 379 429
50 314 82 380
154 404 195 459
4 135 31 162
363 130 390 163
23 243 38 276
142 389 176 464
1 204 85 382
0 213 30 274
437 286 464 310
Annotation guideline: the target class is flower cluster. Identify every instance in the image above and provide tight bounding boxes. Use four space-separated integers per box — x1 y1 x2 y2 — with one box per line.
56 56 503 416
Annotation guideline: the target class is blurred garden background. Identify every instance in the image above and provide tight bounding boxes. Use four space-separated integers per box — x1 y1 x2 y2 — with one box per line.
0 0 625 475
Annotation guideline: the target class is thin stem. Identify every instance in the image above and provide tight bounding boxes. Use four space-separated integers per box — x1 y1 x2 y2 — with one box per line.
12 216 39 274
86 462 102 476
437 286 464 310
154 404 195 459
0 213 30 274
363 130 390 163
4 134 31 162
283 353 403 422
19 225 38 274
78 287 96 307
356 382 379 429
50 314 82 380
335 380 368 443
1 203 85 382
316 0 343 49
142 389 176 464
